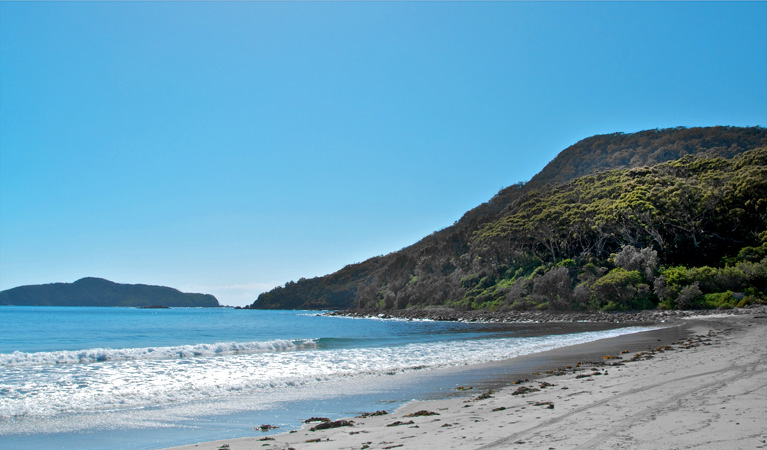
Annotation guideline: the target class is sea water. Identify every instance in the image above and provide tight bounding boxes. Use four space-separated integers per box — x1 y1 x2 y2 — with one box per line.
0 306 656 449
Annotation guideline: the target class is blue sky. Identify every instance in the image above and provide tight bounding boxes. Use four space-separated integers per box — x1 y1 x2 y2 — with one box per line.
1 2 765 306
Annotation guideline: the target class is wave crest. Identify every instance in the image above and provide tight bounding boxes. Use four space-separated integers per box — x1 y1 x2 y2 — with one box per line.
0 339 318 366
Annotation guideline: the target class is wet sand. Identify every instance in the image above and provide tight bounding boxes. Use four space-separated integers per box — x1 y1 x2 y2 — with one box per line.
165 308 767 450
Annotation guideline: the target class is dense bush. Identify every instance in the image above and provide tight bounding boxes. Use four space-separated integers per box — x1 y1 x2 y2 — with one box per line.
589 268 653 311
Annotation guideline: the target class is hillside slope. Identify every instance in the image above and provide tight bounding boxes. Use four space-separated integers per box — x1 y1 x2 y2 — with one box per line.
0 277 220 307
250 126 767 311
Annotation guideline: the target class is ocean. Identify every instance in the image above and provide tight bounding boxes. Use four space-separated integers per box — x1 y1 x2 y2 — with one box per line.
0 306 659 449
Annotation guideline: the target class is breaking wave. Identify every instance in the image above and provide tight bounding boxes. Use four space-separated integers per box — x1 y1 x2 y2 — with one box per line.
0 339 319 366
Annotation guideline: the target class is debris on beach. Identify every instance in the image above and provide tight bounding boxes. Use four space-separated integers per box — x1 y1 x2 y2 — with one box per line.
404 410 440 417
309 419 354 431
473 390 495 401
303 417 331 423
575 360 602 367
512 386 541 395
576 370 604 379
356 410 388 418
386 420 415 427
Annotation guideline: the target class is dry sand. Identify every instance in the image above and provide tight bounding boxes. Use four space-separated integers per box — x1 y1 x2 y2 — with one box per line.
165 309 767 450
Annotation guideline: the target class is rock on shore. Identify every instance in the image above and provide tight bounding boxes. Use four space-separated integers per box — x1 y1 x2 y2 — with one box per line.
326 305 762 324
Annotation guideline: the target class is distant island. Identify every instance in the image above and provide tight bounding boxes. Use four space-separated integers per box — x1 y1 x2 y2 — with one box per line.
249 126 767 312
0 277 220 307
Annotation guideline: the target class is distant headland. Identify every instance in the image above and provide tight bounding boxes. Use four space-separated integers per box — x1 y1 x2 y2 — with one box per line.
0 277 220 308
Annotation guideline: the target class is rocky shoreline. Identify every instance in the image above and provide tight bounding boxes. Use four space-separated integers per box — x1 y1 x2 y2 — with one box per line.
326 305 766 324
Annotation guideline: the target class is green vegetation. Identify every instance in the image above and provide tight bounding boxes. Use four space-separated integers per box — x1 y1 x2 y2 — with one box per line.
250 126 767 311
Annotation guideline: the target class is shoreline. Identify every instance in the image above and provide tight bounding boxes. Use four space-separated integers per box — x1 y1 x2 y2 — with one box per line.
326 305 759 323
162 305 767 450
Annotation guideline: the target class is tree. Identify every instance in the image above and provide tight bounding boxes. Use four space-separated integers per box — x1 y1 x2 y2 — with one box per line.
532 267 573 309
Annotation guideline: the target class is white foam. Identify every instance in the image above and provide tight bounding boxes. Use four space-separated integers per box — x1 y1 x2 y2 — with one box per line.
0 339 318 366
0 326 658 423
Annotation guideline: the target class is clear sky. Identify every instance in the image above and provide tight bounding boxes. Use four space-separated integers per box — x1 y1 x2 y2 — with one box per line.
1 2 766 306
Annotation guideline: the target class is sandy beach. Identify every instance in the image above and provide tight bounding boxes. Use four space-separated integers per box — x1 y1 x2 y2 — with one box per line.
165 308 767 450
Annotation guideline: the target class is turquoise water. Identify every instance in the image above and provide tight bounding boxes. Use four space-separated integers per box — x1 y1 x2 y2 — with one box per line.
0 306 655 449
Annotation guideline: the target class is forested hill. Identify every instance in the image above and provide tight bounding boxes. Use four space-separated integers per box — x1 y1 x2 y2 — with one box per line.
526 126 767 189
0 277 220 307
250 126 767 311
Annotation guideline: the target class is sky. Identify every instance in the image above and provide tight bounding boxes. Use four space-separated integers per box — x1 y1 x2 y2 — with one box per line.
1 2 766 307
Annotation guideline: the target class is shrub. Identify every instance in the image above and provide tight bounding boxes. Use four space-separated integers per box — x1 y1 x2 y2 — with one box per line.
590 268 651 310
503 278 532 306
654 276 672 304
699 291 737 309
661 266 690 288
658 298 675 310
737 244 767 263
612 245 659 280
675 282 703 310
532 266 573 309
510 299 534 310
686 266 719 292
573 283 591 306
